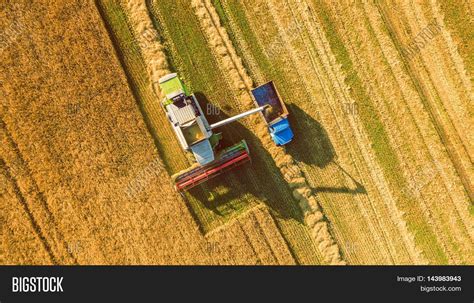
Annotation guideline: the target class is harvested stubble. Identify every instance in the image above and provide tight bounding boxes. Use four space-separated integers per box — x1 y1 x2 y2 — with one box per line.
191 0 345 264
148 0 324 263
103 0 303 264
209 0 446 264
318 0 473 263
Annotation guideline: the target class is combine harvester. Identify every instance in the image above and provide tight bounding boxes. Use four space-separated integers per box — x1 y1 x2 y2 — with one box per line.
158 73 293 192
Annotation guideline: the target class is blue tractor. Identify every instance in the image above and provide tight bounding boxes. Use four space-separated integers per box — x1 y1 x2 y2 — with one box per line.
251 81 294 145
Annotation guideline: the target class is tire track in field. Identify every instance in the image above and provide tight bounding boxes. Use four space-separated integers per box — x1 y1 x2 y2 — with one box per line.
324 0 471 263
241 208 294 264
192 0 345 264
1 159 57 264
367 2 473 261
1 121 78 264
252 207 297 264
222 0 416 264
237 211 279 264
325 0 454 263
387 0 473 204
203 205 268 265
204 206 263 265
286 0 425 264
207 205 297 264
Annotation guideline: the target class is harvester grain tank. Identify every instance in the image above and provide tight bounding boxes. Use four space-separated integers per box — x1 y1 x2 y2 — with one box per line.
158 73 294 191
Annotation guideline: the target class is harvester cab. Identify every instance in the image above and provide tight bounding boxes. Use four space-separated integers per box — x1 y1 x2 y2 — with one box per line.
158 73 215 165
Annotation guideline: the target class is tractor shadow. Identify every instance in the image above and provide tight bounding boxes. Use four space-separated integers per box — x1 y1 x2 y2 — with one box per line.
285 104 335 168
185 92 305 222
286 104 366 195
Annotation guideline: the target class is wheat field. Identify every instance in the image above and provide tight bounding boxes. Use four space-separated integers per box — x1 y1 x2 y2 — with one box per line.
1 0 472 265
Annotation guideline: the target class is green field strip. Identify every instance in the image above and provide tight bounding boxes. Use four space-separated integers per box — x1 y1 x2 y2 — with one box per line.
437 0 474 75
214 0 450 264
371 3 471 262
312 0 449 263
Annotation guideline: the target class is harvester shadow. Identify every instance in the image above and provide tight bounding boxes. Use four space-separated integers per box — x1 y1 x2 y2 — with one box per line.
286 104 366 195
185 93 305 223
